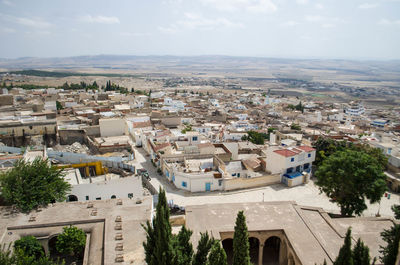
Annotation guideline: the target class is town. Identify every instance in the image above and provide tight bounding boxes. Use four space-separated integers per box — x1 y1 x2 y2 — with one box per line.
0 71 399 264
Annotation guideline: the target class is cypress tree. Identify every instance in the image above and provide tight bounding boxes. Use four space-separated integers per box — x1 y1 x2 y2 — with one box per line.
142 188 173 265
207 240 227 265
193 232 213 265
380 224 400 265
233 211 251 265
334 228 354 265
353 238 370 265
172 225 193 265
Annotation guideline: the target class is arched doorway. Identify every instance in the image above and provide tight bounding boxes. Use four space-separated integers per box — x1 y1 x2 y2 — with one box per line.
222 238 234 265
48 235 59 258
111 195 116 199
263 236 280 265
249 237 260 265
67 195 78 202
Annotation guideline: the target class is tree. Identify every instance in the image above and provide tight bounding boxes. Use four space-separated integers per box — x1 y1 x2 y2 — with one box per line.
290 123 301 131
56 226 86 257
313 138 351 167
353 238 371 265
391 205 400 220
193 232 213 265
313 138 387 169
172 225 193 265
244 131 267 145
56 101 63 111
352 144 388 170
315 149 386 216
334 228 353 265
233 211 250 265
143 188 174 265
207 240 227 265
61 82 69 90
14 236 44 259
380 224 400 265
1 243 63 265
0 158 70 212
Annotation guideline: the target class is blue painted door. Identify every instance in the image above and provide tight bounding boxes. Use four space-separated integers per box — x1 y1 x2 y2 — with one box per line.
205 182 211 191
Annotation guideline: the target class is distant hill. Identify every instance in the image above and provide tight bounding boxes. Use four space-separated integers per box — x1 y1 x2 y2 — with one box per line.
1 55 400 82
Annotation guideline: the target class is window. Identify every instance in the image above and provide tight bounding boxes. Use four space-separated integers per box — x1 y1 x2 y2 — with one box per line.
218 180 223 186
287 168 293 173
128 193 133 199
111 195 116 199
85 196 89 201
96 197 101 200
308 154 311 158
291 157 295 162
182 181 187 187
237 173 240 177
192 136 198 141
304 163 310 169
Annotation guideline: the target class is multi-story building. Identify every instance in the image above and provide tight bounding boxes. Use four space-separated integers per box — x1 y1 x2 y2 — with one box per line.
265 145 316 186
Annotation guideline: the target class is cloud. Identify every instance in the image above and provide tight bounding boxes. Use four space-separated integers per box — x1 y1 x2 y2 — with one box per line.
159 13 244 33
2 0 13 6
200 0 277 13
81 15 120 24
296 0 309 4
315 3 324 9
281 20 299 27
304 15 344 28
358 3 379 9
378 18 400 25
322 23 335 28
1 27 15 33
305 15 323 22
120 32 151 37
15 17 51 29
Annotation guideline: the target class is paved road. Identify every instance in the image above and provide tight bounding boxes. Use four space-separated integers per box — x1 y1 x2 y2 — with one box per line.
132 147 399 218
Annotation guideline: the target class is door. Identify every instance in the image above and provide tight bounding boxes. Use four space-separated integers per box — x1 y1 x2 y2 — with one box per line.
205 182 211 191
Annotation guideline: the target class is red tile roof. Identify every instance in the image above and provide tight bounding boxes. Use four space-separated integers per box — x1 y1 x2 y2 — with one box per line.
132 121 151 129
154 143 171 152
274 149 298 157
297 146 316 152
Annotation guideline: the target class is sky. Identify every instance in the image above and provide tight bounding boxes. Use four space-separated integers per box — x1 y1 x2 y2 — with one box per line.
0 0 400 60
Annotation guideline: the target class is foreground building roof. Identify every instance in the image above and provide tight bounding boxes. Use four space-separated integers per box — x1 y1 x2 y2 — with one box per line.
0 197 153 265
185 201 394 265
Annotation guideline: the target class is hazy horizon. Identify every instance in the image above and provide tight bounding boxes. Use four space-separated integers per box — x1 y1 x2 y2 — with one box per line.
1 0 400 60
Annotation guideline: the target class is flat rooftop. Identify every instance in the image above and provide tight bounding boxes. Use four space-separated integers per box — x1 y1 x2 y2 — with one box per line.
185 201 394 265
0 197 153 265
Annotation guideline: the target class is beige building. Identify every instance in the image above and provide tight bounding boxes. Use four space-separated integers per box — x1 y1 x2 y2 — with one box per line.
186 201 396 265
99 118 127 137
0 197 152 265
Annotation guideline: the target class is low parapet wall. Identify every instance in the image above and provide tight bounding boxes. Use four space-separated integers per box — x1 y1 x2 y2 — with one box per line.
224 174 281 191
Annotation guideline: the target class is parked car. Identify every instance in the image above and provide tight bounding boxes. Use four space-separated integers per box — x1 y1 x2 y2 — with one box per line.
170 204 185 215
137 168 151 180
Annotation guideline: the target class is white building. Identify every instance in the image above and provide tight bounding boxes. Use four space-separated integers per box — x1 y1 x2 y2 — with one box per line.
265 145 316 186
162 157 224 192
65 170 143 202
345 101 365 116
44 101 57 111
